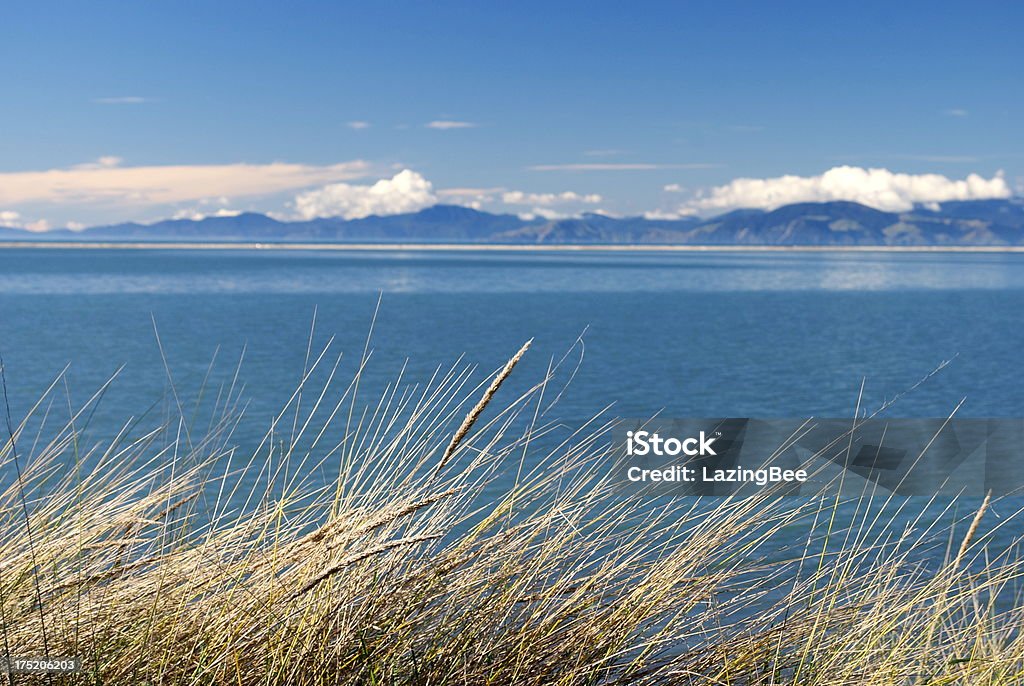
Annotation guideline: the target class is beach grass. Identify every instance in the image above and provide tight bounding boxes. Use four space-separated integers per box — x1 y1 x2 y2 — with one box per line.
1 340 1023 685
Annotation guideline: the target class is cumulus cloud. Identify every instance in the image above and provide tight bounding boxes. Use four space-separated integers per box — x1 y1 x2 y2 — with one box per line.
425 120 476 130
663 183 685 193
0 158 371 207
682 166 1012 214
292 169 437 219
347 121 371 130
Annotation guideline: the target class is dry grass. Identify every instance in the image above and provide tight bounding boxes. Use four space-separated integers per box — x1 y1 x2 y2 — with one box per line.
1 340 1023 685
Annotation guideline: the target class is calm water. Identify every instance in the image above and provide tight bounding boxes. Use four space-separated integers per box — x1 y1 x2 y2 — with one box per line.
1 248 1022 427
2 246 1023 577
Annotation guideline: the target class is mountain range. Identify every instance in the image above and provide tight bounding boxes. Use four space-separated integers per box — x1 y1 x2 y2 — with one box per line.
3 199 1024 246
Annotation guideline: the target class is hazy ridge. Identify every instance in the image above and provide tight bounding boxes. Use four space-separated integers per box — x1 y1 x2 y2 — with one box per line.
4 199 1024 246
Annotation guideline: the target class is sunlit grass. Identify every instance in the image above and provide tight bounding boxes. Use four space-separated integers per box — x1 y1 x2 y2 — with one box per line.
1 338 1023 685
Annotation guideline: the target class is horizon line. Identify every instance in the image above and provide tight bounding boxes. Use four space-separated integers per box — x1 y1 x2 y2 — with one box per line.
3 241 1024 254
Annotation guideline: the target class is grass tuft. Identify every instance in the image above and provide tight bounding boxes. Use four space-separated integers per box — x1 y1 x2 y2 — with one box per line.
1 341 1022 685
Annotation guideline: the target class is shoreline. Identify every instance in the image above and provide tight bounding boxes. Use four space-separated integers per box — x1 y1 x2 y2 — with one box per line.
3 240 1024 253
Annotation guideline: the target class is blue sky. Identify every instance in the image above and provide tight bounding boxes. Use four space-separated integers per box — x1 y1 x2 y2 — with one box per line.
1 0 1021 229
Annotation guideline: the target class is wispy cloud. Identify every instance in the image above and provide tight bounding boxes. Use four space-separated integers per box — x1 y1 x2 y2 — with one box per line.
93 96 157 105
436 187 502 209
171 207 242 221
529 163 721 172
437 186 605 216
425 120 477 130
944 108 969 118
436 187 504 198
72 156 125 170
0 158 372 207
502 190 602 206
644 208 697 220
346 120 371 130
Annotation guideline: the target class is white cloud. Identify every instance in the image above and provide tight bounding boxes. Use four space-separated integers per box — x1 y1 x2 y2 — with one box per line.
663 183 685 193
503 191 604 220
73 156 124 170
517 208 571 221
347 121 371 130
501 191 602 206
435 187 604 215
93 96 155 105
425 120 477 130
292 169 437 220
0 159 371 207
436 187 502 199
682 166 1011 214
0 210 50 232
944 108 969 118
644 208 697 220
530 163 720 172
436 187 502 210
171 208 243 221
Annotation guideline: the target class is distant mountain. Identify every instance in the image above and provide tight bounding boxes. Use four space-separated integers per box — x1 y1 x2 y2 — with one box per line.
80 212 288 240
299 205 531 242
3 199 1024 246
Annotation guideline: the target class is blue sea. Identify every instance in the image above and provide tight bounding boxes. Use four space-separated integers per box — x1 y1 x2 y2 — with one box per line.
1 247 1023 563
2 247 1022 427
